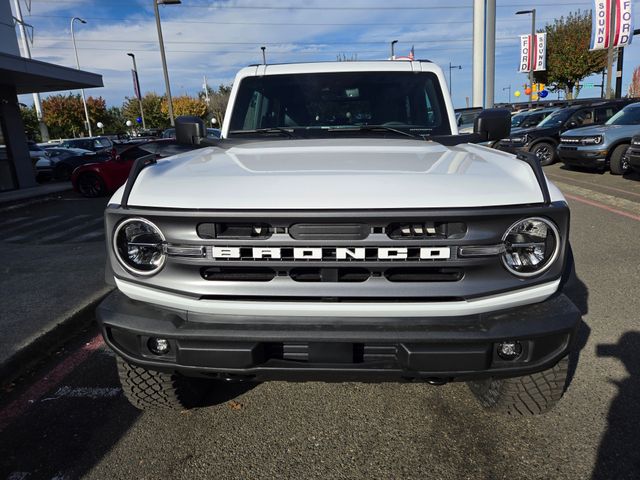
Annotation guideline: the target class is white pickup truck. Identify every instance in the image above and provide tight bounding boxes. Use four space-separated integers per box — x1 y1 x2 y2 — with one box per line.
97 60 580 415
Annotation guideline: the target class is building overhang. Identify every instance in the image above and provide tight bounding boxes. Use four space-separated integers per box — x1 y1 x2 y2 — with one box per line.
0 51 103 94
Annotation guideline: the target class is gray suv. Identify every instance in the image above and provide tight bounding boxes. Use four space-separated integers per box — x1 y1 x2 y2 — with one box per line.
556 102 640 174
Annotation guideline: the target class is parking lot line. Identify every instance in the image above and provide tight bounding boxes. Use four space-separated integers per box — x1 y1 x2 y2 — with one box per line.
546 173 640 199
564 193 640 222
0 334 104 433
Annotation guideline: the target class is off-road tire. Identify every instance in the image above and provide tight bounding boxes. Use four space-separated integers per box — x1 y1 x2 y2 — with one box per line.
117 359 208 410
467 356 569 415
609 144 630 175
530 141 557 166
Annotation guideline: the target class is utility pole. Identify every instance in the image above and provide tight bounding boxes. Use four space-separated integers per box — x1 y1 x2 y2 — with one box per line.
390 40 398 60
606 0 616 99
503 85 512 103
448 63 462 98
13 0 49 141
154 0 181 126
71 17 92 137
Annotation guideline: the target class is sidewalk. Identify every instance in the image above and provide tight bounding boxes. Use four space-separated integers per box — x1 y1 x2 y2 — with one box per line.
0 189 112 383
0 182 72 208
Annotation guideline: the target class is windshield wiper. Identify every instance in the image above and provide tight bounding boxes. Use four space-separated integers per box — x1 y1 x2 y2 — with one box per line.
326 125 422 139
228 127 295 138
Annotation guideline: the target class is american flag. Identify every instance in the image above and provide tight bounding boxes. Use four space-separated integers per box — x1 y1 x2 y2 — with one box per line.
395 45 415 61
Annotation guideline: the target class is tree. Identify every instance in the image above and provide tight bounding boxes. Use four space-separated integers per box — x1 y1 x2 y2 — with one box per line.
162 95 207 119
42 93 107 138
122 92 169 129
534 11 608 99
199 84 232 126
628 66 640 98
101 106 126 134
20 105 40 141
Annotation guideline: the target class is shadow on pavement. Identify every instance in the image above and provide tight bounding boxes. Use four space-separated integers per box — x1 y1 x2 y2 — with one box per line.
592 331 640 480
563 259 590 389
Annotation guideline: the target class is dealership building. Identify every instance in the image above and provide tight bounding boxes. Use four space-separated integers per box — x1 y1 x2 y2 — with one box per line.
0 0 102 192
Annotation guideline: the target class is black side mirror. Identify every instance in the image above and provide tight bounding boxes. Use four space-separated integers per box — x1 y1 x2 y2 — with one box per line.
176 116 206 145
473 108 511 141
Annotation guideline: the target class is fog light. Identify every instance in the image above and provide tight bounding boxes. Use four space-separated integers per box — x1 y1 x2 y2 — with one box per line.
497 341 522 360
148 337 170 355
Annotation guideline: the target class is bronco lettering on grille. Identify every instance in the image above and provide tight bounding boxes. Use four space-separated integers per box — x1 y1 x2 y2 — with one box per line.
211 247 451 260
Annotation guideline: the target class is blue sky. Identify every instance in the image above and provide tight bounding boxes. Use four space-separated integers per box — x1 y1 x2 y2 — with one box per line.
12 0 640 110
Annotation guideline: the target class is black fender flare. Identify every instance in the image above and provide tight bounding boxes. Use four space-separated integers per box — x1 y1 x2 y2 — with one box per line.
606 139 631 160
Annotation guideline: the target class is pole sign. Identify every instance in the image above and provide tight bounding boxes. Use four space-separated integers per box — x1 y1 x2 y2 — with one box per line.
131 69 141 100
590 0 633 50
519 33 546 73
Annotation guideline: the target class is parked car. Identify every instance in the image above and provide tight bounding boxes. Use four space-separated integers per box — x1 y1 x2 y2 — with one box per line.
510 108 557 134
59 136 115 156
455 108 483 134
495 100 631 165
162 128 175 138
71 139 193 197
556 102 640 174
625 135 640 174
36 147 98 181
27 141 48 164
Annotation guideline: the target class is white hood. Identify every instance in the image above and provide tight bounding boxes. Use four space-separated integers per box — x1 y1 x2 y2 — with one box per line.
118 138 558 210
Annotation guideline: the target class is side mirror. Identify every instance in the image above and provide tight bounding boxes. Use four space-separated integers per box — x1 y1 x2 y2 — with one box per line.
473 108 511 141
176 116 206 145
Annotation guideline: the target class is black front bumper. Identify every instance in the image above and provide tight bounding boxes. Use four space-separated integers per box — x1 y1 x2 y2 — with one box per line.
557 146 609 168
628 146 640 172
97 290 581 383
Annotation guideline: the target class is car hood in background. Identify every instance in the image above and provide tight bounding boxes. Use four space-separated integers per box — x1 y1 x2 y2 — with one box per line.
561 124 639 138
115 138 557 210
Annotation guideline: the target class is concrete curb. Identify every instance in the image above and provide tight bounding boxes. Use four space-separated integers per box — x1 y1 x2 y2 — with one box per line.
0 183 73 210
0 288 113 387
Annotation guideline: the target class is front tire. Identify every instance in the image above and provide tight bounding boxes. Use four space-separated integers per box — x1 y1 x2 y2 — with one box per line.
467 356 569 415
117 359 209 410
76 172 106 197
609 144 630 175
530 141 557 166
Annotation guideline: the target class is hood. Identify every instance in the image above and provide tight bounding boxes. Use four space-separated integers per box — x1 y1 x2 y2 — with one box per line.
119 138 549 210
513 126 557 138
562 124 627 137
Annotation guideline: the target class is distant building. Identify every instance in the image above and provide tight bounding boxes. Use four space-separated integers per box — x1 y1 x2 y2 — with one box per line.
0 0 102 191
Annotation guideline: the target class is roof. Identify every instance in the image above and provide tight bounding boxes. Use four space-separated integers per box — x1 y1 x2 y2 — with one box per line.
0 51 103 94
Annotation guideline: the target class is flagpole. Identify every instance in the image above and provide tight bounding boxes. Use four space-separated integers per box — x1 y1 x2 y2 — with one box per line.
606 0 617 99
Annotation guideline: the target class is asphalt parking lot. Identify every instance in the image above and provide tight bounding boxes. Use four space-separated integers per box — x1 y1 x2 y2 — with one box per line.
0 165 639 480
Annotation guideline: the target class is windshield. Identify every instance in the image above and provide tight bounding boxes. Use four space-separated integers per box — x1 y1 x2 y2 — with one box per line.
228 71 451 138
537 109 572 128
606 105 640 125
511 112 528 127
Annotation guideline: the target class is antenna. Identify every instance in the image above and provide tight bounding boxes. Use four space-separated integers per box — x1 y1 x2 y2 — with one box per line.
261 46 266 65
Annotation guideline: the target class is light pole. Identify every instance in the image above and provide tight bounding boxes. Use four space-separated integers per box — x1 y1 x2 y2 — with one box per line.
71 16 92 137
390 40 398 59
127 53 146 129
154 0 181 126
516 9 536 103
448 62 462 97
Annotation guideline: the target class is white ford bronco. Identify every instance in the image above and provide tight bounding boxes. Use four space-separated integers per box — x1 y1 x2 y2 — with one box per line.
97 61 580 415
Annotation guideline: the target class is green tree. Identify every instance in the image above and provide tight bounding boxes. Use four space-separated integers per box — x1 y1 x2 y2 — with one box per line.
101 106 126 134
534 11 607 99
20 105 40 141
122 92 169 129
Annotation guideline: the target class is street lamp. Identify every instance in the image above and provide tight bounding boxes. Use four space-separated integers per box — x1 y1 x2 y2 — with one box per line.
154 0 181 126
71 16 92 137
127 53 146 129
516 9 536 103
448 62 462 97
503 85 512 103
390 40 398 59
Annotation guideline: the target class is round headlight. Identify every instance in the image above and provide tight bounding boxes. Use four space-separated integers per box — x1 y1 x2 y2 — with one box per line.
114 218 166 276
501 217 560 277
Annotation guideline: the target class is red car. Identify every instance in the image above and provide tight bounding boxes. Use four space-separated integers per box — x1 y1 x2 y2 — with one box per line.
71 139 190 197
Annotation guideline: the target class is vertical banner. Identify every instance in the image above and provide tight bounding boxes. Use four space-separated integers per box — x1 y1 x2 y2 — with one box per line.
591 0 633 50
131 69 141 100
519 34 532 72
534 32 547 71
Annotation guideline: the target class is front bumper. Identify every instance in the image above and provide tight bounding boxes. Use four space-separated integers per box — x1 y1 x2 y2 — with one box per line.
557 145 609 168
627 145 640 172
97 290 581 383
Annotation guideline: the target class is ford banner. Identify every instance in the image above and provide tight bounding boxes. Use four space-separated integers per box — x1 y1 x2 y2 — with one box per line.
519 33 546 73
590 0 633 50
